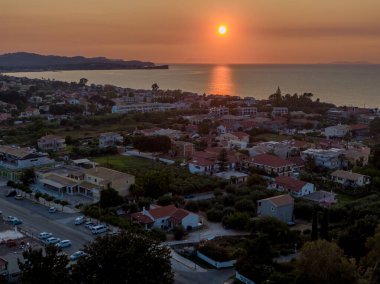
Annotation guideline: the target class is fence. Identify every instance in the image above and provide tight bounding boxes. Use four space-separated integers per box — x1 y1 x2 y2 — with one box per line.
196 251 236 269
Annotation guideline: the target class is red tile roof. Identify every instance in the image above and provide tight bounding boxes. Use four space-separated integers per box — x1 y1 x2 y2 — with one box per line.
253 154 295 168
170 209 190 222
275 176 308 192
233 132 249 140
349 124 369 131
131 212 154 224
148 205 178 219
262 194 294 207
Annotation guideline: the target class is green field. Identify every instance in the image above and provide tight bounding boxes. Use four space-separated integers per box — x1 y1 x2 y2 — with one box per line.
92 155 156 176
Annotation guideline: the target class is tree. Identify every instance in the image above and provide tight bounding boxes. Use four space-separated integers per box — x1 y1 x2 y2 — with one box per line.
369 117 380 137
18 245 71 284
296 240 358 284
247 174 267 187
173 225 185 240
20 168 35 186
34 192 42 203
141 170 171 199
99 188 124 208
311 207 318 241
60 200 69 211
320 209 330 241
235 237 275 283
151 83 159 95
79 78 88 86
133 136 171 153
71 231 173 284
361 225 380 284
217 148 228 172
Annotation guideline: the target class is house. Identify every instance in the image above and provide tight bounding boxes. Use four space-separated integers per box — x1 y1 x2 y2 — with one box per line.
209 107 229 118
324 124 349 138
215 171 248 184
348 124 369 138
83 166 135 197
19 106 40 118
0 145 54 172
36 165 135 199
188 148 241 175
111 103 179 114
37 135 66 152
236 106 257 117
248 154 296 176
301 148 346 169
217 132 250 150
98 132 123 148
343 146 370 166
272 107 288 117
331 170 370 188
131 205 200 230
269 176 315 197
303 190 337 207
257 194 294 223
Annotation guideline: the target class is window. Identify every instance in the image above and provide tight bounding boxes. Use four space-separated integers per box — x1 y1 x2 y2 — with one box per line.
258 202 261 206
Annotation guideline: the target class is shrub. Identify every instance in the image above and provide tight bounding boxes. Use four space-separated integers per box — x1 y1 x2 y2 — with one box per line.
173 225 185 240
206 209 223 222
184 201 199 212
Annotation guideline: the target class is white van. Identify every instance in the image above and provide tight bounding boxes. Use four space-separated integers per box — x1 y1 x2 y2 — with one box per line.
91 224 108 235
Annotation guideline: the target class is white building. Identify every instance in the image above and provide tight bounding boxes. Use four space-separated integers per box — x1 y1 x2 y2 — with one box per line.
301 148 345 169
209 107 229 117
331 170 370 188
131 205 200 230
269 176 315 197
236 106 257 117
0 145 54 170
98 132 123 148
111 103 188 114
272 107 288 117
324 124 349 138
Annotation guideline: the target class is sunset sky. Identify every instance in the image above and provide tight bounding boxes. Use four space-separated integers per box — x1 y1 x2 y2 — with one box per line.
1 0 380 64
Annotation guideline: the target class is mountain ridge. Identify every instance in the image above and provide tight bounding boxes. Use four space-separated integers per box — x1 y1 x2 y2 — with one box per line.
0 52 168 71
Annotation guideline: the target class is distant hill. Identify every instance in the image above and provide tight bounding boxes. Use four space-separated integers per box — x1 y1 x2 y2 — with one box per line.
0 52 168 72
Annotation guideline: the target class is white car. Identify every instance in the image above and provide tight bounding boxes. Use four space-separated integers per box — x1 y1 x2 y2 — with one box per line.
39 232 53 239
74 216 85 225
70 251 86 261
56 240 71 249
46 237 60 245
49 207 57 213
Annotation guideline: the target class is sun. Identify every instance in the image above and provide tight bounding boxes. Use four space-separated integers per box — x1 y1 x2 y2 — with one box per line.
218 25 227 35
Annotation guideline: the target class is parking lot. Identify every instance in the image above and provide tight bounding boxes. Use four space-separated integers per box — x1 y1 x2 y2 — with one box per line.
0 186 98 255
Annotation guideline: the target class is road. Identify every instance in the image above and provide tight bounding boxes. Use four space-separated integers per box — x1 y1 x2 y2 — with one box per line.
0 188 94 255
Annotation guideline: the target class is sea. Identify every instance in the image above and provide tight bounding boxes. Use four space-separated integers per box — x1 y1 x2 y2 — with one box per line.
5 64 380 107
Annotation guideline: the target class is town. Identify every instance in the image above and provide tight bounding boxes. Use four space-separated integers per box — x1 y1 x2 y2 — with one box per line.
0 73 379 284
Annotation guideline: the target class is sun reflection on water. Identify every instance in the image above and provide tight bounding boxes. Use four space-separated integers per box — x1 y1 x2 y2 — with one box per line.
207 65 234 95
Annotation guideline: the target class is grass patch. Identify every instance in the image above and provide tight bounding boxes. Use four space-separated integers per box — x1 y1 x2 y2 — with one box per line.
92 155 157 176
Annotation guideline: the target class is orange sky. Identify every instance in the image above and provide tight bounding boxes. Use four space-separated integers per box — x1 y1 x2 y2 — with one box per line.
1 0 380 63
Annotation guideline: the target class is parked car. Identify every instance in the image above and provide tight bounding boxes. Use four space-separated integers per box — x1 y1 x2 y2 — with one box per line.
6 216 22 225
70 251 86 261
14 194 23 200
49 207 57 213
6 190 17 197
84 221 96 229
39 232 53 239
91 224 108 235
46 237 60 245
74 216 85 225
56 240 71 249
